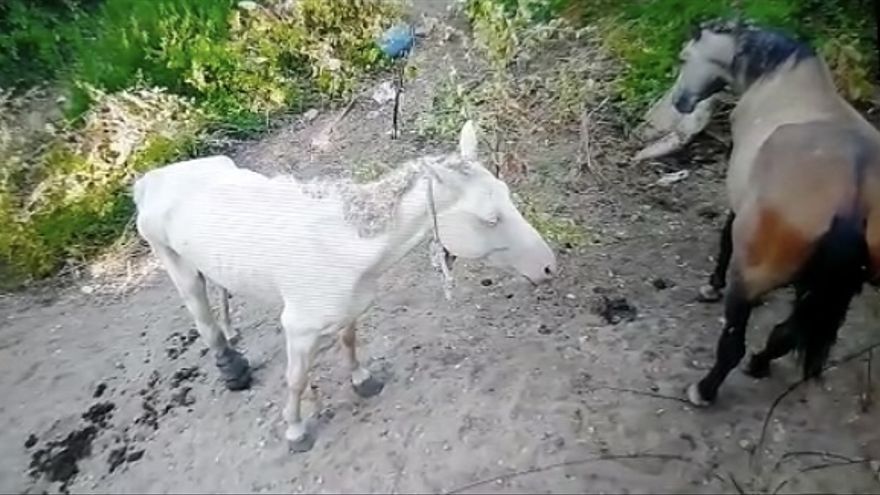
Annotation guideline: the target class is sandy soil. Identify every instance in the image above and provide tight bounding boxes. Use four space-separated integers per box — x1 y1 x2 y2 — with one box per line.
4 2 880 494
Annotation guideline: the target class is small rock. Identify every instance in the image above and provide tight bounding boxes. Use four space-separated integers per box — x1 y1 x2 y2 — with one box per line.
480 278 493 287
81 285 95 295
656 170 689 186
303 108 319 122
738 439 752 451
372 81 396 105
237 1 259 10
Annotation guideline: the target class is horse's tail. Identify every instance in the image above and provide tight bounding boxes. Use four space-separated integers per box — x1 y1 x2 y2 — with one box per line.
793 214 868 379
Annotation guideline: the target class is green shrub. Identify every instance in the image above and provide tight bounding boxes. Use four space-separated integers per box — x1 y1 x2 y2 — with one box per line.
65 0 236 117
0 0 402 284
583 0 873 116
468 0 874 119
0 0 82 86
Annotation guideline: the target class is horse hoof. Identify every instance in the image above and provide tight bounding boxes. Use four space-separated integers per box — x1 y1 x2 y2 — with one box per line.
287 433 315 454
686 383 711 407
697 285 722 303
215 348 251 391
224 370 252 391
353 376 385 398
743 355 770 379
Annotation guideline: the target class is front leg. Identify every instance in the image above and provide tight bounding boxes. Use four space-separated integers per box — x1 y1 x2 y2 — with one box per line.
281 309 321 453
340 324 384 398
698 211 735 302
218 287 240 344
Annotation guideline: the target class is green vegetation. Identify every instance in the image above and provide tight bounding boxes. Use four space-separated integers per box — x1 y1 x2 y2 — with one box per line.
467 0 875 118
585 0 874 116
451 0 874 247
0 0 401 286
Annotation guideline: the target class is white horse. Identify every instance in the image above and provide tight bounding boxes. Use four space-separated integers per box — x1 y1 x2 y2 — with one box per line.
133 121 556 452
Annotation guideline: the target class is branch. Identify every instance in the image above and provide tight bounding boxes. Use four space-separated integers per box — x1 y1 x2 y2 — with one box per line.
445 453 692 494
589 385 691 405
754 341 880 462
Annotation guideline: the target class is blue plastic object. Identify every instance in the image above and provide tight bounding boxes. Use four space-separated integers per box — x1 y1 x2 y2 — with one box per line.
378 23 415 60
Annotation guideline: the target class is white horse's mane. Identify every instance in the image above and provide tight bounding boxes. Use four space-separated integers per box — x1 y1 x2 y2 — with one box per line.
286 153 473 238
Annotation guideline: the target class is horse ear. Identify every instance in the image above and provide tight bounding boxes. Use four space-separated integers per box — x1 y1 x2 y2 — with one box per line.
459 120 479 161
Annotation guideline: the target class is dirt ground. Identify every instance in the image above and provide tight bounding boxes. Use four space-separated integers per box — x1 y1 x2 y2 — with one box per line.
4 2 880 494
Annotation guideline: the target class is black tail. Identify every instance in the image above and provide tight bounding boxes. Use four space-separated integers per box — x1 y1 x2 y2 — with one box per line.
792 215 868 379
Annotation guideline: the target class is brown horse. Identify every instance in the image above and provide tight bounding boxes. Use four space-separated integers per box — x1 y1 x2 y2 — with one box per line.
670 19 880 407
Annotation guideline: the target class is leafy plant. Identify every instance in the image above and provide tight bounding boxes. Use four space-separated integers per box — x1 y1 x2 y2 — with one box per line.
478 0 875 119
0 0 403 284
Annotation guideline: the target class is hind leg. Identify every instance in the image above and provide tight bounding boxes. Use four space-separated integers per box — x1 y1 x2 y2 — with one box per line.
801 294 853 380
688 277 754 406
699 211 735 302
744 285 805 378
744 314 796 379
154 245 250 390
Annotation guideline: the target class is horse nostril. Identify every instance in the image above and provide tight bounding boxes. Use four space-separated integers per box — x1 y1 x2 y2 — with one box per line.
544 265 554 276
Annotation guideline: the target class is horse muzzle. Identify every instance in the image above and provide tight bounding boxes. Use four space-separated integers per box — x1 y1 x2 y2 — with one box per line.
674 91 699 114
505 243 557 285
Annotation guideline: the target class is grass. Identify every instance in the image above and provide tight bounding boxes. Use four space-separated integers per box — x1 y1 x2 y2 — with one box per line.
519 193 587 249
568 0 875 117
467 0 875 119
0 0 402 286
449 0 874 249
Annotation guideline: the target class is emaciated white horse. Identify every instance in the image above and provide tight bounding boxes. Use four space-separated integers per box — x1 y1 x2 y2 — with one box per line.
133 121 556 452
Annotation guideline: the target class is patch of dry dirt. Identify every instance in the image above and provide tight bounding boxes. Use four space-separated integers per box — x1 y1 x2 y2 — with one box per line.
3 2 880 494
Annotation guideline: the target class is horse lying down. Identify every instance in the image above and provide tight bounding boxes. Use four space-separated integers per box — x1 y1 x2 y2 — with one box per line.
133 121 556 452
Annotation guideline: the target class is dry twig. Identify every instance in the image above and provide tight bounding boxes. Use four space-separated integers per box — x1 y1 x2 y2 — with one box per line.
754 341 880 463
771 459 870 494
445 453 692 494
589 385 691 405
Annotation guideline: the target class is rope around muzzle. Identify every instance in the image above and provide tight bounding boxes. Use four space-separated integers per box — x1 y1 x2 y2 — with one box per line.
425 174 456 300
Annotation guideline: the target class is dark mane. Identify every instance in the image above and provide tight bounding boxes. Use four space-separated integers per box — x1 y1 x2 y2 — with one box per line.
696 18 816 86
